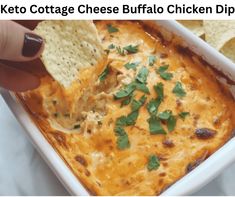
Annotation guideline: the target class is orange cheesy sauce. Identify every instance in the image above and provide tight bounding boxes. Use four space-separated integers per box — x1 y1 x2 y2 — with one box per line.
17 21 235 195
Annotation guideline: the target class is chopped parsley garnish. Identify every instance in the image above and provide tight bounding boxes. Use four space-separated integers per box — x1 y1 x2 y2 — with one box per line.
125 111 139 126
132 66 150 94
124 62 140 70
135 82 150 94
115 94 146 150
159 72 173 81
121 93 133 107
123 45 139 54
146 83 164 131
99 66 109 81
114 127 130 150
154 82 164 101
108 43 115 49
136 66 149 84
146 82 178 134
114 76 150 100
116 116 128 127
158 110 177 132
179 111 190 120
147 98 161 115
156 65 173 81
157 65 169 73
148 55 157 66
131 95 147 111
114 95 147 149
114 126 126 136
116 46 125 56
114 83 136 100
115 111 138 127
114 118 130 149
172 82 186 98
158 110 172 120
107 24 119 33
147 155 160 171
167 115 177 132
117 133 130 150
124 95 147 126
148 115 166 134
116 45 139 55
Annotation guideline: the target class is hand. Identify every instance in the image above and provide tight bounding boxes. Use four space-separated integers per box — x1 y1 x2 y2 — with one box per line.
0 20 44 92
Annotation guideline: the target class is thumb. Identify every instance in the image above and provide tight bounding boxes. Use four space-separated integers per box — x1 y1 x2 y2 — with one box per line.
0 20 44 61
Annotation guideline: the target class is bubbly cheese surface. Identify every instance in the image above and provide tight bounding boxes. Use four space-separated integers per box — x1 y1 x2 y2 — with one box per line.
18 21 235 195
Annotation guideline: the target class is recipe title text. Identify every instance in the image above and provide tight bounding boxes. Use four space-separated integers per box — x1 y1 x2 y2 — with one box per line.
1 4 235 17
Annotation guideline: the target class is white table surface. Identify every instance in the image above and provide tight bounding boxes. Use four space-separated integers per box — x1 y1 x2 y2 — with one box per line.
0 95 235 196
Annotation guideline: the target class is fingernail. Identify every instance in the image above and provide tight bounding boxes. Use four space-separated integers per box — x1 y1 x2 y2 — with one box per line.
22 33 43 57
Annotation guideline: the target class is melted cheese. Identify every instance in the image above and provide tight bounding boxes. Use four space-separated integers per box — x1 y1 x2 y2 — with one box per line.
17 21 235 195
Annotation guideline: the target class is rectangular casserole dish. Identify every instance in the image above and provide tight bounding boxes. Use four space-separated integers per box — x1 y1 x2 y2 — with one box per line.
1 20 235 196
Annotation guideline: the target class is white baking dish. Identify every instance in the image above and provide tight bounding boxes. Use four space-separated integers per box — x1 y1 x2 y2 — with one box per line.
1 20 235 196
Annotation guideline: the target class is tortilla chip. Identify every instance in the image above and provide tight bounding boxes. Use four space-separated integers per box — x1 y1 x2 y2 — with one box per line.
220 38 235 63
34 20 105 88
203 20 235 62
203 20 235 50
177 20 204 37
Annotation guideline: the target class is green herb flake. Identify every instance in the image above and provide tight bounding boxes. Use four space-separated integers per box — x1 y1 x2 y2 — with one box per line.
131 95 147 111
107 24 119 33
147 154 160 171
114 126 126 136
147 98 161 115
123 45 139 54
172 82 186 98
117 134 130 150
126 111 139 126
135 82 150 94
154 82 164 101
158 110 172 120
99 66 109 81
114 83 136 100
156 65 173 81
116 46 125 56
121 94 133 107
116 116 128 127
148 55 157 66
159 72 173 81
167 115 177 132
108 43 115 49
136 66 149 84
139 94 147 104
157 65 169 73
179 111 190 120
148 115 166 135
124 62 140 70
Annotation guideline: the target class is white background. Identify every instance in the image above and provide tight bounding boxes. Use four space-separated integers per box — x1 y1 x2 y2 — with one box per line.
0 95 235 195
